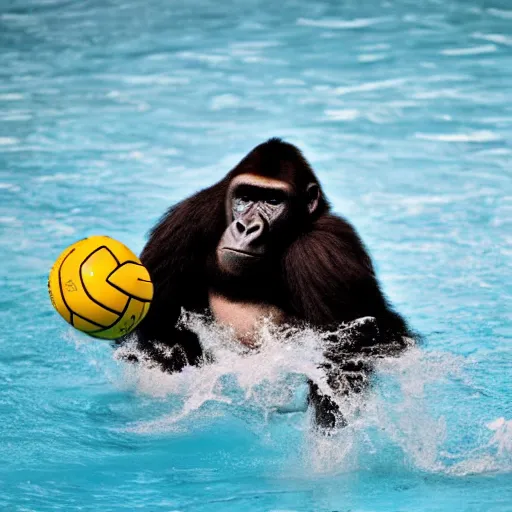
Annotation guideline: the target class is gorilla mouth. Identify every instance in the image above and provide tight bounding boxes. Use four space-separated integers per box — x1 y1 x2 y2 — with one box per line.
221 247 261 258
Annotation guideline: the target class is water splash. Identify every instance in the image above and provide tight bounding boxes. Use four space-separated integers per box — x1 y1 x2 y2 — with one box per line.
110 315 511 476
115 313 328 432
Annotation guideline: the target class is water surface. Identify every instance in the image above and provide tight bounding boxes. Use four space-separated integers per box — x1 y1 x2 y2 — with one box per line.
0 0 511 510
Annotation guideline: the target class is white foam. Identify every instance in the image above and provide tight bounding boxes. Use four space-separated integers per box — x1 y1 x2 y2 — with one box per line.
120 75 190 85
0 216 18 225
297 17 389 29
298 348 503 475
107 316 510 476
0 182 20 191
488 8 512 19
333 78 407 96
176 52 230 65
0 113 32 121
488 418 512 455
447 418 512 476
35 172 83 182
357 53 387 63
229 41 280 57
472 32 512 46
412 88 461 99
415 130 502 142
359 43 390 51
120 314 324 397
441 44 497 56
0 93 23 101
324 109 360 121
274 78 306 86
116 315 391 436
210 94 241 111
0 137 19 145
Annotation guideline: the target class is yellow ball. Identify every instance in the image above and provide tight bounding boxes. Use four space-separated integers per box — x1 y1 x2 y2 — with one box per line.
48 236 153 340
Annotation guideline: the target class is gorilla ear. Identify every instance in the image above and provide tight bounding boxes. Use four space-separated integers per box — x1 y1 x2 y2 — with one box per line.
306 183 320 215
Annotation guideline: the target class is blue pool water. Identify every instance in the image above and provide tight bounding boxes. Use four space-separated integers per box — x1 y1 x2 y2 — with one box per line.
1 0 511 510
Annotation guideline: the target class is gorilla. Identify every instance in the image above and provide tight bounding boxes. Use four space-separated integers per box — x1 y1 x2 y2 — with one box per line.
120 138 414 427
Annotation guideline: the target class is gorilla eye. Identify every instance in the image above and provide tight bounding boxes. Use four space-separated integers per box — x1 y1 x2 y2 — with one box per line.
266 197 282 206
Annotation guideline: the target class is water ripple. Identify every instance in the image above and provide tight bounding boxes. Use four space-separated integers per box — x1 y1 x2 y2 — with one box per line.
1 0 511 509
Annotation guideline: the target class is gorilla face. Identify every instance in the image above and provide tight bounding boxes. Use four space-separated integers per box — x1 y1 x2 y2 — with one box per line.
216 173 319 276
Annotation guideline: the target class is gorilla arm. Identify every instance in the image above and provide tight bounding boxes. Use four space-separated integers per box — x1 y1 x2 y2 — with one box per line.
283 214 413 428
131 181 227 371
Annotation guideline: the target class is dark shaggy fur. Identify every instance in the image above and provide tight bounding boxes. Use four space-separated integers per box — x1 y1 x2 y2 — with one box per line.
123 138 414 426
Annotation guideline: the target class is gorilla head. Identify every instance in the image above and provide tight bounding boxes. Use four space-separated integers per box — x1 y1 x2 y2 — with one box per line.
217 172 322 276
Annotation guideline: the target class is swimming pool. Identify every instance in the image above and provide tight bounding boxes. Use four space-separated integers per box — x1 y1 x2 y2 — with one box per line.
0 0 511 510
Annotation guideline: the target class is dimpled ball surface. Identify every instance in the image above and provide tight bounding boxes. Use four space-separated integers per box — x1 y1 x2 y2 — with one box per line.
48 236 153 339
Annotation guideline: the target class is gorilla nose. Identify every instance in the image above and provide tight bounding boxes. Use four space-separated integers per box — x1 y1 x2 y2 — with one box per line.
235 217 266 243
235 221 245 234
